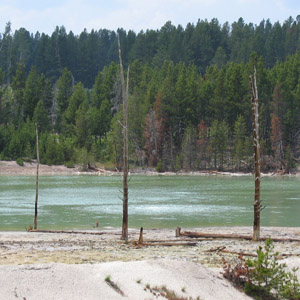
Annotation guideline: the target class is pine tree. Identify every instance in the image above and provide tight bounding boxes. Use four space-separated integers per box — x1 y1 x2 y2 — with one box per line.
181 126 197 170
56 68 73 131
62 82 87 135
23 67 41 120
197 120 209 169
233 115 247 170
11 62 26 121
33 100 50 133
75 99 89 148
209 120 229 170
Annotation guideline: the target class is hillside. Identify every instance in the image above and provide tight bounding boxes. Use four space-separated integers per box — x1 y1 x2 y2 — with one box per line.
0 17 300 172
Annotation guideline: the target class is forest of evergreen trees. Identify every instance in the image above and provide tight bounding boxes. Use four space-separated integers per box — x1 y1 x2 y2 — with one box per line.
0 16 300 172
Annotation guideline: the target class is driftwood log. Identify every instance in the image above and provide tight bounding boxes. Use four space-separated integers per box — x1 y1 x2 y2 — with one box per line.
176 228 300 243
206 246 257 257
28 230 109 235
132 241 198 247
206 246 300 259
132 227 198 247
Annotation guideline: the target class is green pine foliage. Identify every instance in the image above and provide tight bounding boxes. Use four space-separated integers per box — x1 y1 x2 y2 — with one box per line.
16 157 23 166
223 238 300 300
1 17 300 170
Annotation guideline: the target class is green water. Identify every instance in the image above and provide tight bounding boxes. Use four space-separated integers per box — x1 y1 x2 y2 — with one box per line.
0 175 299 230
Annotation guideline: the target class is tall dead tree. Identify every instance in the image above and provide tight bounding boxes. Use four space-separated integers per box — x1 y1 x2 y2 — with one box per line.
250 67 261 241
34 124 40 230
118 34 130 242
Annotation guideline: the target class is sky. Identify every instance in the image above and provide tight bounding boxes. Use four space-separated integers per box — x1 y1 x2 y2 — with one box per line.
0 0 300 35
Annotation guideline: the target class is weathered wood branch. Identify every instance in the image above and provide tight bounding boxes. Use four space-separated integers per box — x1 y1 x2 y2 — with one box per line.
118 33 130 243
178 230 300 242
34 124 39 230
28 229 109 235
132 241 198 247
206 246 226 252
250 66 261 242
138 227 143 245
206 246 257 257
180 231 253 240
207 246 300 259
87 163 100 172
221 250 257 257
145 238 205 242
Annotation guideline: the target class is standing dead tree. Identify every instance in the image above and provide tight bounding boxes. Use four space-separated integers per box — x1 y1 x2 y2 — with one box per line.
118 34 130 242
34 124 40 230
250 67 261 241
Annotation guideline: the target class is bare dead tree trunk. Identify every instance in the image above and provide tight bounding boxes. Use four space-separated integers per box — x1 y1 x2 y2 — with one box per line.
118 34 130 242
34 124 40 230
250 67 261 242
138 227 143 245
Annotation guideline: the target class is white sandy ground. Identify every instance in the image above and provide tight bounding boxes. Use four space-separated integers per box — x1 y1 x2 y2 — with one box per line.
1 228 300 299
0 259 253 300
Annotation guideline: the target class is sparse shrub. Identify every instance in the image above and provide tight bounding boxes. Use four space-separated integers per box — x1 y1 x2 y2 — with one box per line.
105 275 125 296
156 159 164 173
64 161 75 168
144 284 200 300
223 238 300 300
76 147 95 171
16 158 24 166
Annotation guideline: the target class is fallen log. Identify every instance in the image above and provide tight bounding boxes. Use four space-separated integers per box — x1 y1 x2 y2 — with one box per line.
132 241 198 247
207 247 300 259
178 230 300 242
180 231 253 240
145 238 209 243
206 247 257 257
220 250 257 257
147 242 197 247
206 246 226 252
28 229 108 235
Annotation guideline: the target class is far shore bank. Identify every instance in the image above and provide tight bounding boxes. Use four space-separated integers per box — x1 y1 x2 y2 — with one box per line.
1 160 299 177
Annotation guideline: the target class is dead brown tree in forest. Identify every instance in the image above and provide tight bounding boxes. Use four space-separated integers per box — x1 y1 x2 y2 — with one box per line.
118 33 130 242
34 124 40 230
250 67 261 241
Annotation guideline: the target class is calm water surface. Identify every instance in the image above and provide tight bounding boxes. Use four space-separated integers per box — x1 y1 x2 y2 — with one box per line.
0 175 299 230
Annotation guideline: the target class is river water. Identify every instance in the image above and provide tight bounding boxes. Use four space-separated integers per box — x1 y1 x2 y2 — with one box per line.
0 175 299 230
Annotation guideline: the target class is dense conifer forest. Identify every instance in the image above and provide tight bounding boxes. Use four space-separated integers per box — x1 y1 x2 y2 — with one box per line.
1 17 300 172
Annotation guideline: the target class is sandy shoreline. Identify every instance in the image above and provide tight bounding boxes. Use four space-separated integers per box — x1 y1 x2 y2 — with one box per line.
0 227 300 299
2 160 300 176
1 226 300 266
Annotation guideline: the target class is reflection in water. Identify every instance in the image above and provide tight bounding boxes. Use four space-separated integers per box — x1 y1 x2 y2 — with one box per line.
0 175 299 230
